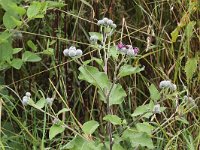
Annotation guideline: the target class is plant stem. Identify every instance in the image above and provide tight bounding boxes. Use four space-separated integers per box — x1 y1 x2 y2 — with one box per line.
103 34 113 150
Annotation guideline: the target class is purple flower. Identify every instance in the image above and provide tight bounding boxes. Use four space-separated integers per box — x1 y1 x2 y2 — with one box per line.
133 47 139 54
117 42 125 49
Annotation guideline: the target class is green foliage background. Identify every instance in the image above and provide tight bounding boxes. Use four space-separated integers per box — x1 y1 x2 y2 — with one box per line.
0 0 199 149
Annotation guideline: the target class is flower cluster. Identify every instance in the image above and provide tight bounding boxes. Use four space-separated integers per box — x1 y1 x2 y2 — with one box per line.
159 80 177 91
97 18 116 29
117 42 139 56
63 46 83 57
22 92 31 106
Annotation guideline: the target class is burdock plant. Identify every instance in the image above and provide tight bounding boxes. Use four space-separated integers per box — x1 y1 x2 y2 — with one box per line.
63 18 144 150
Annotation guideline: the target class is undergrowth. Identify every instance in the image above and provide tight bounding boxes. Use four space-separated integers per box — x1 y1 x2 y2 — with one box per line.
0 0 199 150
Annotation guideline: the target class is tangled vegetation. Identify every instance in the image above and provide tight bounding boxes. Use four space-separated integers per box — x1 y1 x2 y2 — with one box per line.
0 0 199 149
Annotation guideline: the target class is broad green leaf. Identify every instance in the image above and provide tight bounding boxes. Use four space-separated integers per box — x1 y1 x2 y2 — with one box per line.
22 51 41 62
61 136 101 150
10 58 23 69
113 143 125 150
118 65 145 78
185 57 197 81
109 45 119 60
89 32 103 41
122 129 154 149
83 57 103 67
0 41 13 61
0 31 11 44
57 108 70 116
82 120 99 134
35 98 46 109
103 115 122 125
149 84 160 102
27 40 37 51
136 122 154 135
78 65 110 89
171 27 180 43
49 124 65 140
13 48 23 54
109 83 127 106
0 0 26 16
3 12 22 29
131 103 153 118
27 2 41 19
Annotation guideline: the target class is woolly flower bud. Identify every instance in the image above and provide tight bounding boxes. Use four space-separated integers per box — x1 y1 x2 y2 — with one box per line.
183 96 193 101
117 42 124 49
133 47 139 55
120 47 128 53
159 80 177 91
52 118 60 125
22 96 30 106
69 46 76 51
63 49 69 56
183 96 196 106
170 84 177 91
107 19 113 25
25 92 31 97
68 50 76 57
111 23 117 28
127 49 135 56
75 49 83 56
159 80 172 89
153 104 161 114
103 17 109 23
46 97 54 105
97 20 104 26
90 35 98 43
